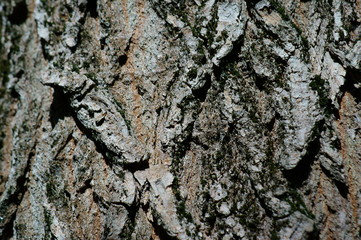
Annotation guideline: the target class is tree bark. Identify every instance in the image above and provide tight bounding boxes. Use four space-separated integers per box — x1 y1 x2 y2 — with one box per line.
0 0 361 239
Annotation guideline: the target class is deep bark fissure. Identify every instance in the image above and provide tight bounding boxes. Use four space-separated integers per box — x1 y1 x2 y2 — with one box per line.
283 120 325 188
150 215 178 240
50 87 72 128
320 165 349 199
7 0 28 25
86 0 98 18
0 149 34 239
339 68 361 104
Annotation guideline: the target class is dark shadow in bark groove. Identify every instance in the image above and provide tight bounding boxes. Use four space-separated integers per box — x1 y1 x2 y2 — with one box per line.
72 113 116 169
192 73 211 102
1 213 16 240
122 161 149 173
69 31 82 53
10 88 20 99
86 0 98 18
150 217 178 240
92 192 109 210
320 165 349 199
1 150 33 239
339 67 361 104
254 75 269 92
306 228 320 240
50 87 119 171
77 179 92 194
266 112 279 132
118 201 139 239
118 54 128 66
250 179 274 218
40 39 53 61
50 86 72 128
62 91 148 174
8 0 28 25
99 37 106 50
79 0 98 18
213 35 244 91
283 120 325 188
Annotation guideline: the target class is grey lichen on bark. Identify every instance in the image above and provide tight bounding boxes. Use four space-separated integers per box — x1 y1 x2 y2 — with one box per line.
0 0 361 239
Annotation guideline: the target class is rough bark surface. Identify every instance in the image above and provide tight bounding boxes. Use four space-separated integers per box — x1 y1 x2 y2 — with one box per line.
0 0 361 239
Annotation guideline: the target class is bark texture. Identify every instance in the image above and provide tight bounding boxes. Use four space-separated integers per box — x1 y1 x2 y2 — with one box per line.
0 0 361 239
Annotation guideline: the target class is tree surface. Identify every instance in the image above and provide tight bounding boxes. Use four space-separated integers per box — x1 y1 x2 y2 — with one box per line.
0 0 361 239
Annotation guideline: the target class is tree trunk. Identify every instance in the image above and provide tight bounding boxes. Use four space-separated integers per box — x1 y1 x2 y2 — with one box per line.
0 0 361 239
